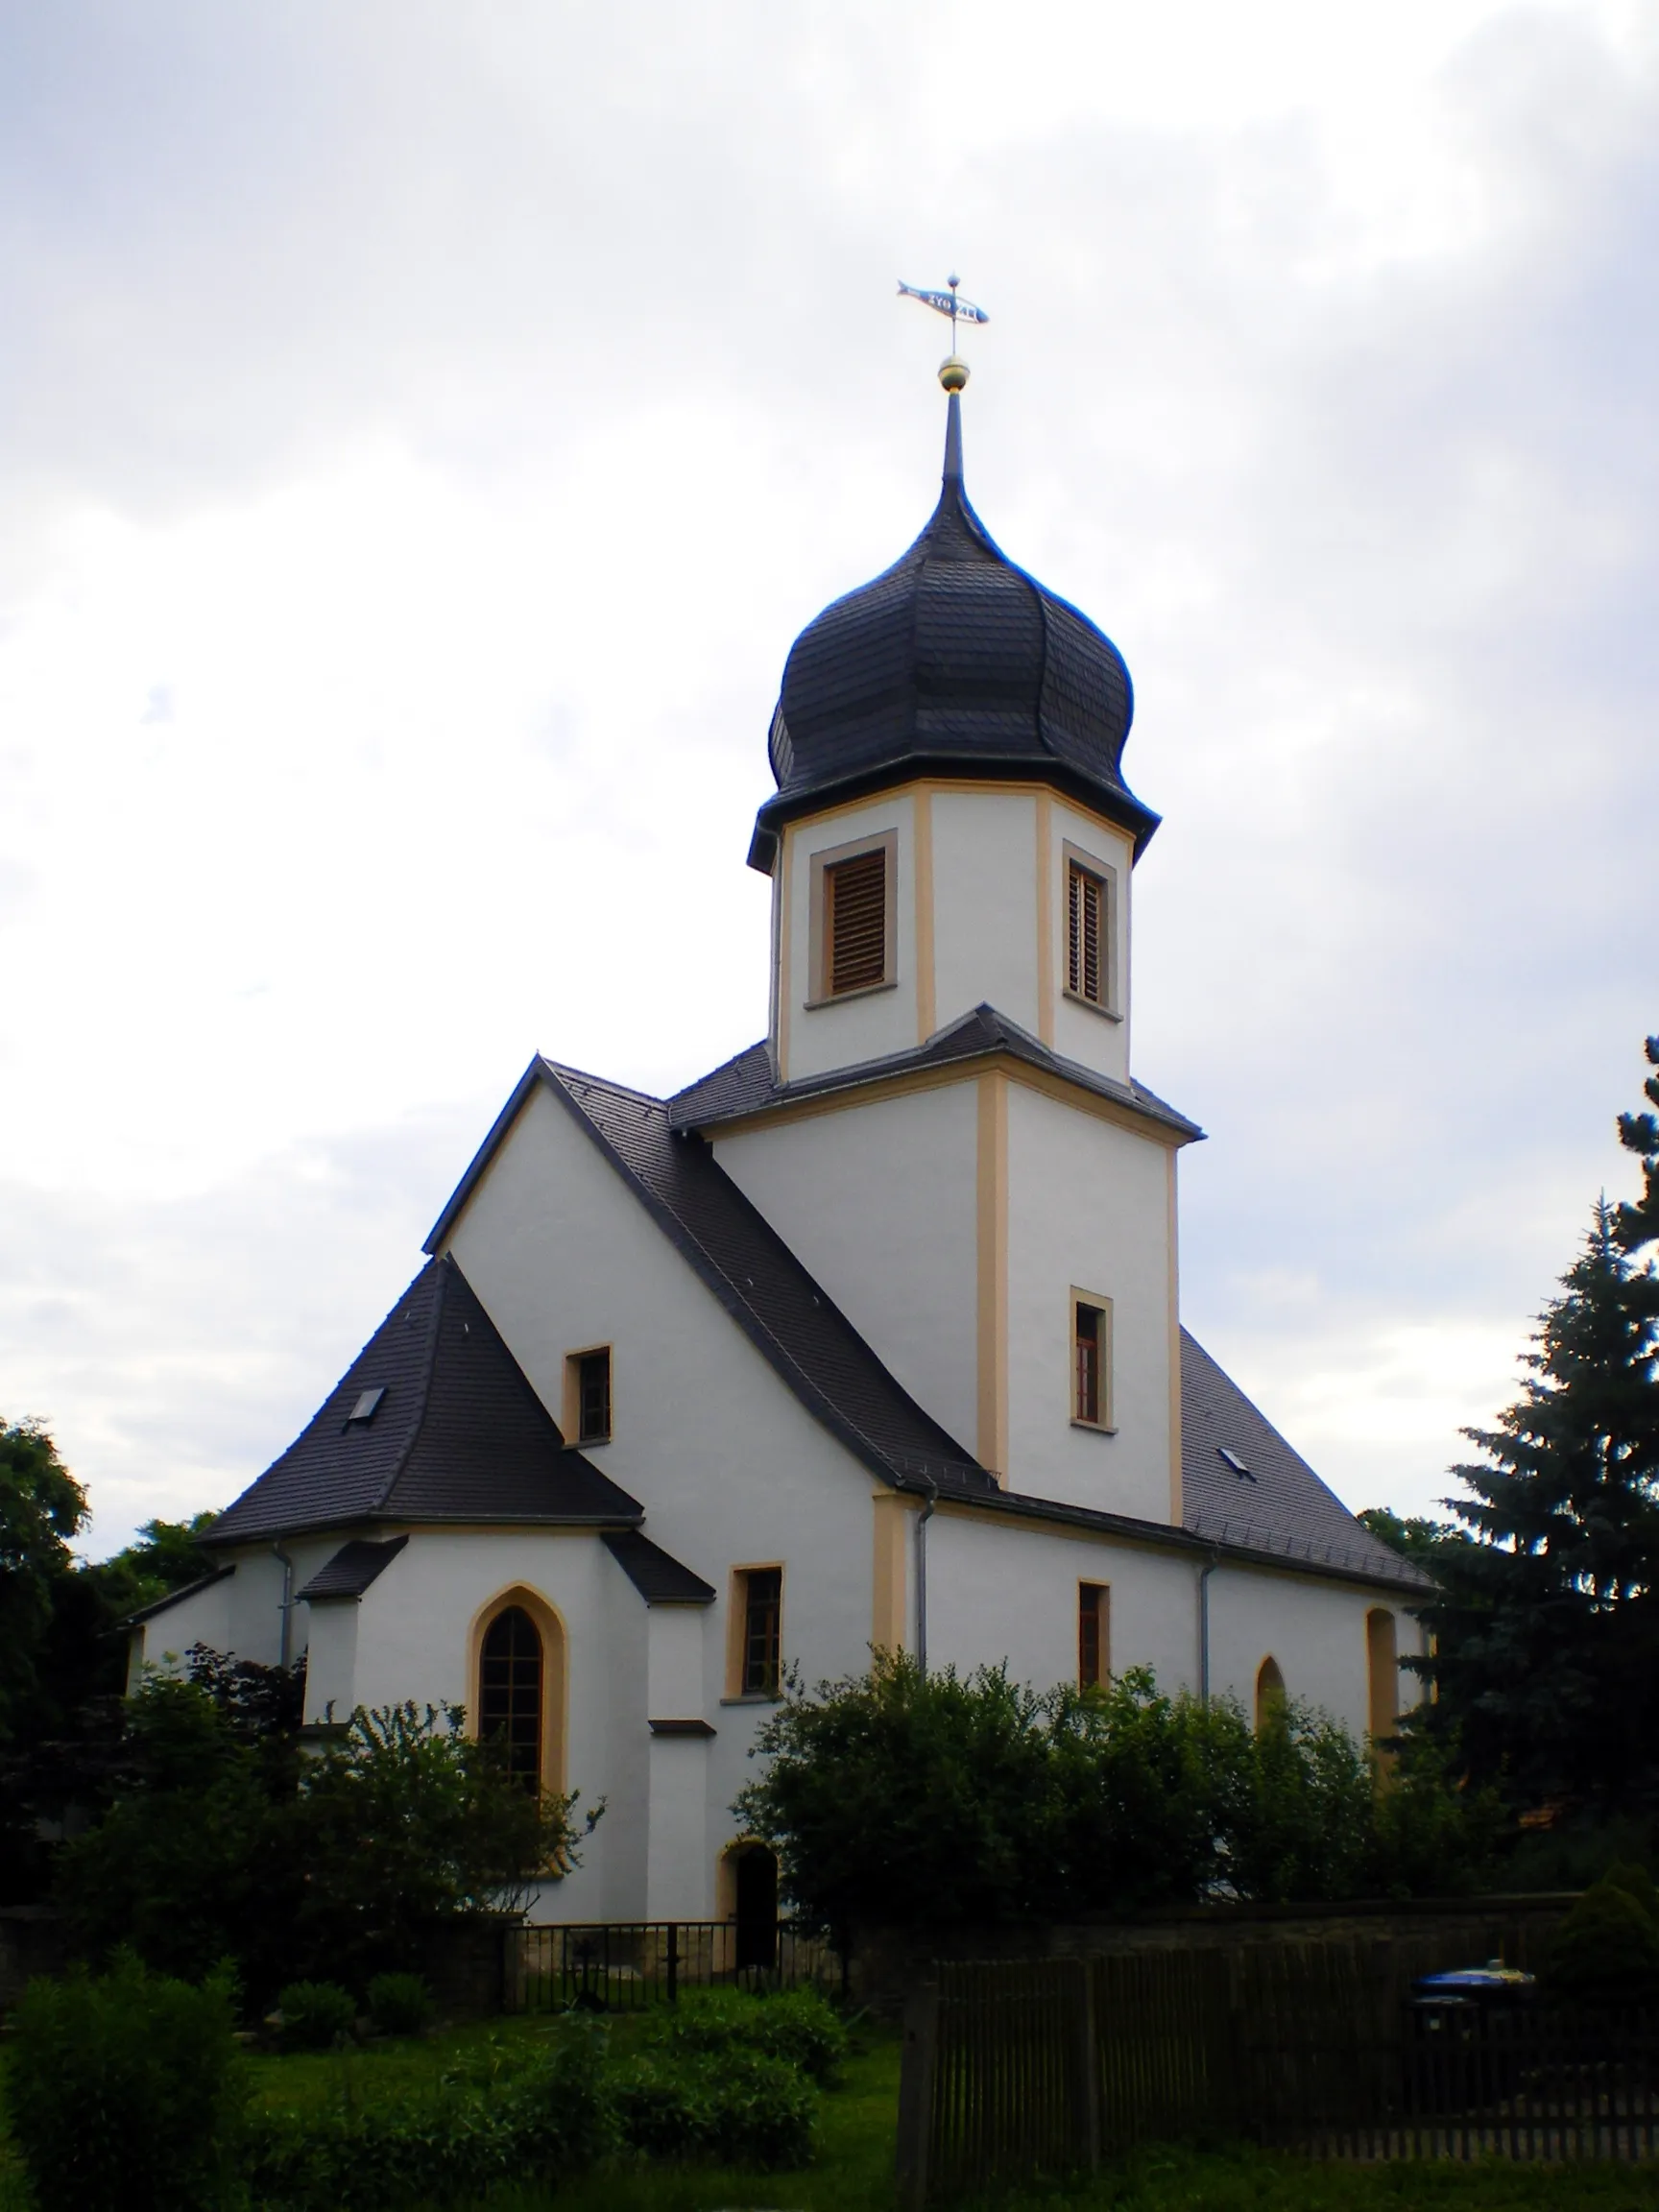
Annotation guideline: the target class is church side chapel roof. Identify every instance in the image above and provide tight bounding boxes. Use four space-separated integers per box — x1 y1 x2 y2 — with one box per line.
602 1528 717 1605
205 1253 645 1546
296 1534 408 1601
750 391 1160 872
668 1002 1202 1141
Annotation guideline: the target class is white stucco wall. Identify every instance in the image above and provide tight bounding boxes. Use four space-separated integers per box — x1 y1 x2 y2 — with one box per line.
780 793 918 1081
926 1507 1201 1694
1003 1080 1175 1520
711 1080 980 1452
1204 1565 1427 1743
931 791 1040 1036
442 1078 888 1915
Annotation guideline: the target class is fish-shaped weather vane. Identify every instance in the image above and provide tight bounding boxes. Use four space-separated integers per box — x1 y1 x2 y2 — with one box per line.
898 273 990 346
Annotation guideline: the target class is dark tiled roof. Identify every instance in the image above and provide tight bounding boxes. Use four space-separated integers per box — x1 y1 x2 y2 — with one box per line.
425 1058 997 1499
205 1254 644 1546
124 1563 235 1627
750 395 1158 872
1179 1331 1432 1591
297 1535 409 1602
668 1003 1203 1142
603 1529 716 1605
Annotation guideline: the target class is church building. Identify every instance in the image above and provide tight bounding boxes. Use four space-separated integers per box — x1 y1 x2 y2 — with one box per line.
131 361 1431 1925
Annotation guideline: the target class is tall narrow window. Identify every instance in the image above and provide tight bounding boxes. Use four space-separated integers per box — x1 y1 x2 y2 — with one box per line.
1067 857 1109 1009
1366 1609 1399 1744
567 1348 612 1444
738 1567 782 1695
1078 1582 1110 1689
826 847 887 996
1072 1294 1112 1429
480 1605 543 1790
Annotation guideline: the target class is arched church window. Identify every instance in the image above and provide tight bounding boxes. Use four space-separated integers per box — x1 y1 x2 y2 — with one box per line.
480 1604 543 1790
1255 1655 1286 1732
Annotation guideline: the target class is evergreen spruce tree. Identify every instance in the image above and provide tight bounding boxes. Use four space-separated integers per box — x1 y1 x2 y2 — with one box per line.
1423 1197 1659 1814
1616 1032 1659 1254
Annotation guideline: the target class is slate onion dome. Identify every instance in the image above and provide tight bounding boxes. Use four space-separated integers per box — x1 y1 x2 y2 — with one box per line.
748 359 1159 873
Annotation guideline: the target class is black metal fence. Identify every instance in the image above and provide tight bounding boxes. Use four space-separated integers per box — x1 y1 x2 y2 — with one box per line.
505 1920 840 2013
898 1946 1659 2204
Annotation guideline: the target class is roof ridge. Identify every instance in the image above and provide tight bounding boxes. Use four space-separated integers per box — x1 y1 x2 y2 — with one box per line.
541 1057 665 1109
370 1256 450 1515
668 1038 767 1108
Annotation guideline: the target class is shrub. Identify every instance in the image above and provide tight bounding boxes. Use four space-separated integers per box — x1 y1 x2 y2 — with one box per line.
609 2046 817 2169
366 1970 433 2036
1546 1869 1659 2005
276 1978 357 2050
651 1985 847 2083
1 1951 245 2212
245 2023 611 2211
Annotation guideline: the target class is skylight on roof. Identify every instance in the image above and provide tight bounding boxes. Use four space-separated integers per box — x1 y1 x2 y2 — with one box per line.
347 1387 386 1425
1218 1446 1255 1481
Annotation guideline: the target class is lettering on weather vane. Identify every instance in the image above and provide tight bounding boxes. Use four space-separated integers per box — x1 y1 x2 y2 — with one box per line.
897 273 990 348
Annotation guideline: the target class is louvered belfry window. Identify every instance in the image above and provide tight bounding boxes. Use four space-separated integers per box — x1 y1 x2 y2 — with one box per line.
1068 859 1107 1007
480 1604 542 1791
826 847 887 996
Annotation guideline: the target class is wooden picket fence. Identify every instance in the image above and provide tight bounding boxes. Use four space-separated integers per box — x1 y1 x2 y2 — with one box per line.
897 1943 1659 2203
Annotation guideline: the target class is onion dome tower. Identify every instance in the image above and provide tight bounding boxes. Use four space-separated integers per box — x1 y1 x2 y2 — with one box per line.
748 369 1157 876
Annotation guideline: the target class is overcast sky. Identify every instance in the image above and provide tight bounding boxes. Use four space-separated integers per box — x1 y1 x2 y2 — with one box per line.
3 0 1656 1556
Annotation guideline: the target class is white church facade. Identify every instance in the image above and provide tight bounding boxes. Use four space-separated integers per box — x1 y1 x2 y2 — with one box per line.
131 372 1431 1925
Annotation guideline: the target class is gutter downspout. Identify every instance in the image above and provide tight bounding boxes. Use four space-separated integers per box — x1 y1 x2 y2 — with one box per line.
1197 1550 1220 1705
914 1479 938 1675
272 1541 295 1670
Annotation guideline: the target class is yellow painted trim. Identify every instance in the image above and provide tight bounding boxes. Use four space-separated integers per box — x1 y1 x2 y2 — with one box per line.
871 1491 911 1652
701 1048 1192 1150
781 776 1134 848
914 787 935 1045
976 1071 1009 1480
1366 1607 1400 1746
724 1561 786 1698
776 830 794 1083
1166 1148 1183 1525
465 1583 569 1796
1035 791 1054 1047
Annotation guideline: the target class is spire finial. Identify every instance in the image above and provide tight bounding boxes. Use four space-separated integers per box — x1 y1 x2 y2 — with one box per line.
898 271 988 390
898 273 987 487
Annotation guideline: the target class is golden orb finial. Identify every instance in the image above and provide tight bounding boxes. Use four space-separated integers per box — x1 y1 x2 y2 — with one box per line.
938 354 970 394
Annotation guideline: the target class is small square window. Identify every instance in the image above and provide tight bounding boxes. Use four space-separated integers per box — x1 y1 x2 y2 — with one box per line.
566 1348 612 1445
346 1386 385 1425
1078 1582 1110 1689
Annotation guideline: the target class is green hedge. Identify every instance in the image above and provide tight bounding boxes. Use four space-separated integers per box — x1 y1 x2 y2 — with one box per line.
645 1985 848 2084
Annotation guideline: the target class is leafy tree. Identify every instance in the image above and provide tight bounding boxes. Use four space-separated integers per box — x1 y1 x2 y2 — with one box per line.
291 1701 600 1988
1357 1507 1471 1577
0 1419 88 1741
56 1662 305 1991
733 1653 1492 1936
1416 1198 1659 1815
60 1668 599 1998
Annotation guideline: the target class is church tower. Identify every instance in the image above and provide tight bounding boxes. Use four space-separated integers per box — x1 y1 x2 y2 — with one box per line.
685 363 1201 1525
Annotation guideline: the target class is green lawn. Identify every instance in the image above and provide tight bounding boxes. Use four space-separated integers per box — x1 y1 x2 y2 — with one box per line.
7 2011 1659 2210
